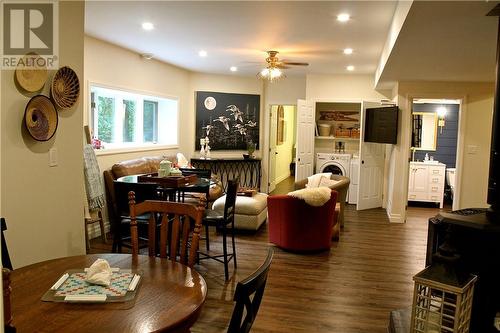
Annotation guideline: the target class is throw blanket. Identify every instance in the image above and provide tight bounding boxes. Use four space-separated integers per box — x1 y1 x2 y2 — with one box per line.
307 172 332 188
83 144 105 210
287 187 332 207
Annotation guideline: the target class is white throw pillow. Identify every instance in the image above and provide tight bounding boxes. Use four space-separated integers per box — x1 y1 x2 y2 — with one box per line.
318 176 341 188
306 172 332 188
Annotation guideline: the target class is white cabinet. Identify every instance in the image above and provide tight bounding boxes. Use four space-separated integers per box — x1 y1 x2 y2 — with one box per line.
408 162 446 208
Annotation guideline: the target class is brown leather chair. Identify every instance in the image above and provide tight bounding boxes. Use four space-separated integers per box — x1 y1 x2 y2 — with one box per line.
294 175 350 239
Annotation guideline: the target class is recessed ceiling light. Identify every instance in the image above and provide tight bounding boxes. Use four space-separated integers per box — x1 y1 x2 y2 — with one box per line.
346 65 355 71
141 53 154 60
337 13 350 22
230 66 238 72
198 50 207 57
141 22 154 31
343 48 353 55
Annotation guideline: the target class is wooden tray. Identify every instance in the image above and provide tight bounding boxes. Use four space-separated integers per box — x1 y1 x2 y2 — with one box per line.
237 188 257 197
138 173 198 187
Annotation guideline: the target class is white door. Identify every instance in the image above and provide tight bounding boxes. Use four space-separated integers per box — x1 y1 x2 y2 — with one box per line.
268 106 278 192
295 99 315 182
357 102 385 210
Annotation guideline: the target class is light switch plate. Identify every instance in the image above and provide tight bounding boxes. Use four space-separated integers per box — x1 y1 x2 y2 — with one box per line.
467 145 478 154
49 147 58 167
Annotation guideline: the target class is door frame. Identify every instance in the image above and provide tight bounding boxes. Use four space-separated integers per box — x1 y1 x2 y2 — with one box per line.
266 104 296 193
405 95 466 211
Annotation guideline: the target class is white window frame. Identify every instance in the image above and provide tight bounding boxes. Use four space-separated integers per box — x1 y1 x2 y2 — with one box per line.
88 82 180 155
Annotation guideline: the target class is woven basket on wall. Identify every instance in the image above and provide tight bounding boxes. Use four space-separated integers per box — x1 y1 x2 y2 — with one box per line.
15 54 48 92
51 66 80 110
24 95 58 141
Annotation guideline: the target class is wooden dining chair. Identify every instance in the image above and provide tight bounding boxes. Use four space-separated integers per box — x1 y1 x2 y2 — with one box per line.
3 268 16 333
1 218 13 270
227 248 274 333
128 191 204 268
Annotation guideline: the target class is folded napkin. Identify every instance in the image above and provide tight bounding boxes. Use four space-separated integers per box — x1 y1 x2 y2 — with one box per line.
85 259 112 286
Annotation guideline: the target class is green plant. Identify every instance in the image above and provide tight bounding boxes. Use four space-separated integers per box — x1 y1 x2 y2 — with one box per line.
247 140 256 156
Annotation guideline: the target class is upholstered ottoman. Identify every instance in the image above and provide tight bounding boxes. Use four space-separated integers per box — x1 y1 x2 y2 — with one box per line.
212 193 268 230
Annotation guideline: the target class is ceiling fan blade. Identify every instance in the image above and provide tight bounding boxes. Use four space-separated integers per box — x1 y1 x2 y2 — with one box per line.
282 61 309 66
276 64 291 69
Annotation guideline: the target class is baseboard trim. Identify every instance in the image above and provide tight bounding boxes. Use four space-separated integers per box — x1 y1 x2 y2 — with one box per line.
275 172 291 184
386 210 405 224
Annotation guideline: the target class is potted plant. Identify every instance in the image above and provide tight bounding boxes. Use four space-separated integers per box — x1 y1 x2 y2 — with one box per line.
245 140 256 159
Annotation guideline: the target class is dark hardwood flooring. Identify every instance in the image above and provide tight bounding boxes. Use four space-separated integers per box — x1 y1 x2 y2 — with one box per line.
89 178 445 332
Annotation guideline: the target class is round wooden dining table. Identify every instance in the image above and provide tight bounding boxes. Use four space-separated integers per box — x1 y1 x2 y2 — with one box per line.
10 253 207 332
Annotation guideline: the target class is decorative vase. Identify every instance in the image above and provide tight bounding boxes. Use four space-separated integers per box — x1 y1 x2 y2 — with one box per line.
247 141 256 158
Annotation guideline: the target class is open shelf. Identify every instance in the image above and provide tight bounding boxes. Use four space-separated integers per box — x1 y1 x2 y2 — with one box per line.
315 136 360 141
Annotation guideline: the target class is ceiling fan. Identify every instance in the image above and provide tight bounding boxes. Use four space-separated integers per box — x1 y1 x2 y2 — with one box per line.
257 50 309 82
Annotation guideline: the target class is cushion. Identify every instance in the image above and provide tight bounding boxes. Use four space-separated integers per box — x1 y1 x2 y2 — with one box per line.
318 176 341 188
212 192 268 215
306 173 332 188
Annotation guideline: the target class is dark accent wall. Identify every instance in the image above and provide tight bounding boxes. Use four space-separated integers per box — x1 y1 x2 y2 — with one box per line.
412 103 459 168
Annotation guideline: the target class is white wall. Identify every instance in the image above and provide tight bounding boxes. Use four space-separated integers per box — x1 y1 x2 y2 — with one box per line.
264 77 306 105
386 81 494 223
306 74 391 101
1 2 86 268
275 106 296 183
84 36 191 172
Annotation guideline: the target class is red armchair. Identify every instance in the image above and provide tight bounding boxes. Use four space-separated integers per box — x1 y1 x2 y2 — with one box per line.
267 190 338 252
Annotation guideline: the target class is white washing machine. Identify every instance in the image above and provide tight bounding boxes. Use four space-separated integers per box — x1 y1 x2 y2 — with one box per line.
315 153 351 177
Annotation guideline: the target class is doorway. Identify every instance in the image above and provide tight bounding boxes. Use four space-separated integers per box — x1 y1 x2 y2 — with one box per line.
268 105 297 193
407 98 462 212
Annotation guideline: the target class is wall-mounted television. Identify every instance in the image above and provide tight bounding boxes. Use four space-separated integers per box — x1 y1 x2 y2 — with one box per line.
364 106 399 144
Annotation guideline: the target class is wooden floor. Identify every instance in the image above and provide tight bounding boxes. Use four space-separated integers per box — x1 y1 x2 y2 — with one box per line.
90 178 445 333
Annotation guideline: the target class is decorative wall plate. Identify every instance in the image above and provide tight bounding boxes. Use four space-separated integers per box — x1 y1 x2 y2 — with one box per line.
24 95 58 141
51 66 80 110
15 54 48 92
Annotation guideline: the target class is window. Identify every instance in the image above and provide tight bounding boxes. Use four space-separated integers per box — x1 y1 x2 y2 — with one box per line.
90 85 178 150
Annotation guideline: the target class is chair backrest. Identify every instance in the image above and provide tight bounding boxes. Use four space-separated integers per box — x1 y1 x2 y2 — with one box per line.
128 192 204 268
114 181 159 216
224 179 239 224
3 268 15 333
1 218 13 270
227 248 274 333
180 168 211 179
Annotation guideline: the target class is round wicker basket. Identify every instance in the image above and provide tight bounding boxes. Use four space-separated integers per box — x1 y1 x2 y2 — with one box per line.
24 95 58 141
51 66 80 110
15 54 48 92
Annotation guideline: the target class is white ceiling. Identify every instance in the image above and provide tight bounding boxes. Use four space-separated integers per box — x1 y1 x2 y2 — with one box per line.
377 1 499 87
85 1 398 76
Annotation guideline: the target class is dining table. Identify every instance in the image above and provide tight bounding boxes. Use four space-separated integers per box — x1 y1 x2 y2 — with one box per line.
10 253 207 332
115 174 211 205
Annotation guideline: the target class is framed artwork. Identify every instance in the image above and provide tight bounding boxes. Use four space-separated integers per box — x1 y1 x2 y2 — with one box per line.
277 105 285 145
195 91 260 150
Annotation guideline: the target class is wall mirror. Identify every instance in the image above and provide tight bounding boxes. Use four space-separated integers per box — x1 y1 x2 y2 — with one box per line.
411 112 438 151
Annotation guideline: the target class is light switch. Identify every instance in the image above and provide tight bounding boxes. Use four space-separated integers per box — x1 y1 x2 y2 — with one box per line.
49 148 58 167
467 145 478 155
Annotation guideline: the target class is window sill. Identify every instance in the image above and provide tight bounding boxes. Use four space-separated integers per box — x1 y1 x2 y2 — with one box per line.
94 144 179 156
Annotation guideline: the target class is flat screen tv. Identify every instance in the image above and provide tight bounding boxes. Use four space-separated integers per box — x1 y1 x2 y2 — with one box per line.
364 106 399 144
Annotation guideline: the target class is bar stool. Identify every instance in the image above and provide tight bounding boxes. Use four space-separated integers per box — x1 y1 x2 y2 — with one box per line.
199 178 238 280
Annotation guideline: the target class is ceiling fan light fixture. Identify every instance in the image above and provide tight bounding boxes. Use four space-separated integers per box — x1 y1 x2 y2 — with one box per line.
258 66 284 82
270 67 282 79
